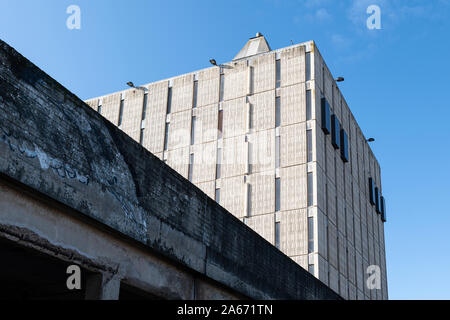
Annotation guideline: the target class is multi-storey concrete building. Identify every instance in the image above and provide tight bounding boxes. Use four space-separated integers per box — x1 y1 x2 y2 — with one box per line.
85 33 388 300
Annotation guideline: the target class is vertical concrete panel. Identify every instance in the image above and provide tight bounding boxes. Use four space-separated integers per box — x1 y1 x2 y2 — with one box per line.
171 74 194 113
291 255 308 271
323 66 333 108
337 196 346 236
248 90 275 132
361 223 368 262
121 90 144 142
222 97 247 139
280 83 306 126
346 208 354 246
355 251 364 293
192 141 217 184
85 99 98 110
250 52 275 94
245 213 275 245
168 110 191 150
347 244 356 285
197 68 220 107
280 122 306 168
167 146 189 178
354 215 362 255
317 209 328 259
329 265 339 293
318 254 329 286
338 234 347 278
339 274 348 299
222 135 247 178
313 46 324 93
101 93 121 125
195 103 218 144
326 143 335 185
348 283 357 300
223 60 248 101
280 164 307 211
280 45 305 87
250 129 275 174
327 181 337 225
143 81 168 153
279 209 308 256
316 166 327 214
221 175 245 218
196 181 216 200
249 172 275 215
315 121 325 169
328 221 338 269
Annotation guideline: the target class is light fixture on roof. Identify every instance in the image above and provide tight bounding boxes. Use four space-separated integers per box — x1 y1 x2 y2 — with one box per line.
335 77 345 82
126 81 147 92
209 59 218 66
367 138 375 142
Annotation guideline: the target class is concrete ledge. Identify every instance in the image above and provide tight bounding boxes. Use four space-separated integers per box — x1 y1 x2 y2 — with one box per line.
0 39 340 300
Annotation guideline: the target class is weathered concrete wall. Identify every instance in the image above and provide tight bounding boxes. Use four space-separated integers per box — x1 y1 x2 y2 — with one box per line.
0 39 340 300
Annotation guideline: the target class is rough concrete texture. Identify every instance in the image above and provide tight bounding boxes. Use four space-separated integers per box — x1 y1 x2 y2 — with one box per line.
0 39 341 300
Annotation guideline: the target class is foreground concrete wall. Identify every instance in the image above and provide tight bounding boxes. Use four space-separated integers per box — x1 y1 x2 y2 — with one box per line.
0 39 340 300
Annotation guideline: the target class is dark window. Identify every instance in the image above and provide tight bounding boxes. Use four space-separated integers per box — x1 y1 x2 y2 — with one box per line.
340 129 349 162
167 87 172 114
375 187 381 214
139 128 144 145
188 154 194 182
142 93 148 121
275 178 281 212
219 74 224 102
305 52 311 81
190 116 196 145
163 123 170 151
275 97 281 127
216 148 222 179
193 81 198 108
215 188 220 203
331 114 340 149
381 196 387 222
320 98 330 134
368 178 375 205
247 184 252 217
306 90 312 121
118 99 124 126
97 105 102 114
307 129 313 162
276 59 281 88
275 222 280 249
308 216 314 253
275 136 281 168
218 110 223 139
308 264 315 275
307 172 314 206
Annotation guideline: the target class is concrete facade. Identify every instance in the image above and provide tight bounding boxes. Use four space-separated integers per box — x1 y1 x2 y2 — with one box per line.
0 39 341 300
85 34 388 300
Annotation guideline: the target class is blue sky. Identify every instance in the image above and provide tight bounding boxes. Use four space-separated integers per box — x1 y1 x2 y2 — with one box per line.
1 0 449 299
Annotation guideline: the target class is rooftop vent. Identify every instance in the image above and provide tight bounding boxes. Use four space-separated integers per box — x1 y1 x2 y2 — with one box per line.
233 33 271 61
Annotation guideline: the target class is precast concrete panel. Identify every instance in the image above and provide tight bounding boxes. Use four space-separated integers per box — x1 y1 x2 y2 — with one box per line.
280 122 307 168
249 171 275 216
280 83 306 127
223 60 248 101
245 213 275 245
279 209 308 256
248 90 275 132
197 68 220 107
222 97 247 139
121 89 144 142
222 135 247 179
168 110 191 150
280 45 306 87
171 74 194 113
280 164 307 211
250 52 276 94
101 93 121 125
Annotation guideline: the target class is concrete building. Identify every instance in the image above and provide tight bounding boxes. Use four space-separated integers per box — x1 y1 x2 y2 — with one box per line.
0 39 340 300
85 34 388 300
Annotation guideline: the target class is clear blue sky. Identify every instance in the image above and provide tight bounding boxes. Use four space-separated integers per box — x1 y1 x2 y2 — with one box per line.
1 0 449 300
